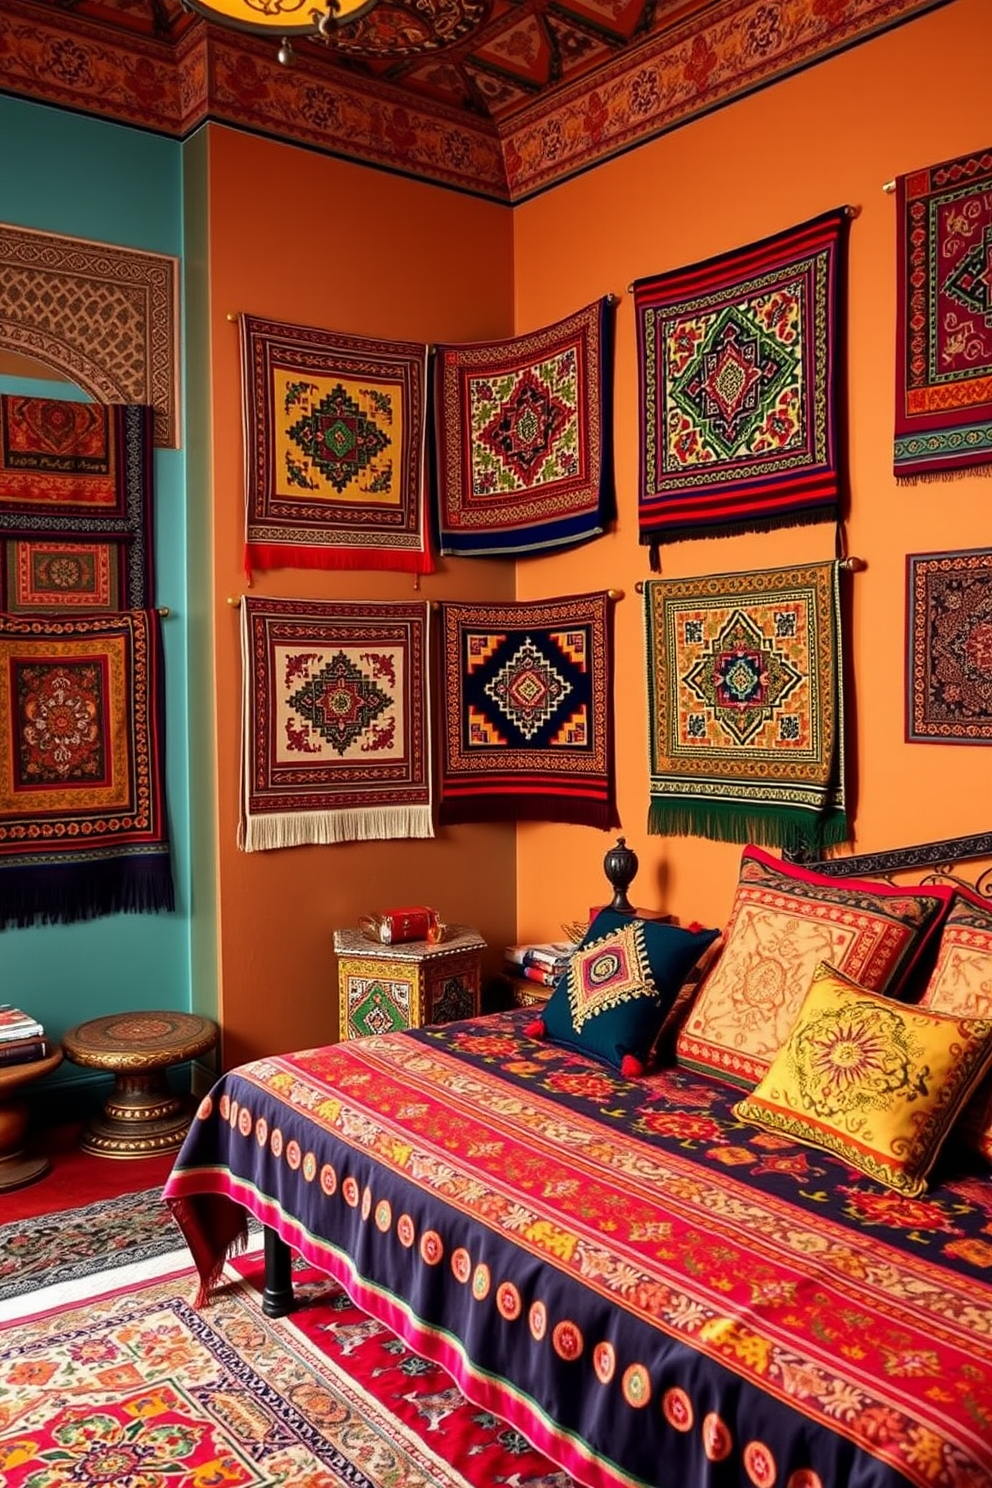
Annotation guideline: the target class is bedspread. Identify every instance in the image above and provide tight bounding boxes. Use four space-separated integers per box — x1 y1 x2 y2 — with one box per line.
164 1011 992 1488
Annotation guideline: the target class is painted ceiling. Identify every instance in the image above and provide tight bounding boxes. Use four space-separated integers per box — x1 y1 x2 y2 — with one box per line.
0 0 948 201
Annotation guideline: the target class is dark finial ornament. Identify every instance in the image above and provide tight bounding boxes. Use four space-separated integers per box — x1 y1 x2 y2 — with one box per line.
603 836 638 914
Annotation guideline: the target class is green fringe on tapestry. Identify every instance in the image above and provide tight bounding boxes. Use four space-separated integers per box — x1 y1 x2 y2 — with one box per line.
647 799 849 855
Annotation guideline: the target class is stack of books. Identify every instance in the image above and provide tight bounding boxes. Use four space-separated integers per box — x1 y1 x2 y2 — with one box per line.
504 941 575 989
0 1004 48 1068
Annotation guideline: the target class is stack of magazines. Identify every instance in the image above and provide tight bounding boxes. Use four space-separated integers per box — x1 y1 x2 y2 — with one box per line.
503 941 575 989
0 1004 47 1068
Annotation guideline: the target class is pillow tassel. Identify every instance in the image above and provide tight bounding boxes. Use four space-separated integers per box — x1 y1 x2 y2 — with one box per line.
621 1053 645 1078
525 1017 547 1039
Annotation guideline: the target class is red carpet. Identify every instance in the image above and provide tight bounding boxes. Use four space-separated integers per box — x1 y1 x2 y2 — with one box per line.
8 1122 177 1223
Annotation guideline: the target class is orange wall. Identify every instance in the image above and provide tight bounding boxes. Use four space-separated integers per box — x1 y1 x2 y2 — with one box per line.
511 0 992 939
204 127 517 1066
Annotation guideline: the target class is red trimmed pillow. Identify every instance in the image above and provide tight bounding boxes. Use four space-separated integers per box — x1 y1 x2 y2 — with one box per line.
676 845 954 1090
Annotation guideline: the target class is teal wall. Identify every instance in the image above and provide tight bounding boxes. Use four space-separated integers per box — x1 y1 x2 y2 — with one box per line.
0 96 192 1101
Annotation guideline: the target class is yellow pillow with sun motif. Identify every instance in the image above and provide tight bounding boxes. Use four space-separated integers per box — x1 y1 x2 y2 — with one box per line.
733 962 992 1195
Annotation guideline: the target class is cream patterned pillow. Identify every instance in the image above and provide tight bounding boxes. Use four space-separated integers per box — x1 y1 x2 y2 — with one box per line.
676 846 953 1088
919 888 992 1161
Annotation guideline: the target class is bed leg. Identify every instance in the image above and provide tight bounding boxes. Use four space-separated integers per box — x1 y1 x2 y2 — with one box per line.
261 1226 295 1317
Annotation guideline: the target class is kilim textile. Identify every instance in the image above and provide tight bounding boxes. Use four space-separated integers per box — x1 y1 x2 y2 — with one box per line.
433 298 615 556
438 592 618 827
239 595 433 851
895 147 992 481
644 560 847 851
634 210 849 548
0 609 174 928
240 314 432 575
165 1009 992 1488
1 536 136 613
906 547 992 742
0 394 154 605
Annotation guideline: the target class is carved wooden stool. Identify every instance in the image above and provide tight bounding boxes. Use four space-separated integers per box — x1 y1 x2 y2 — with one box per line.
62 1011 218 1159
0 1044 63 1191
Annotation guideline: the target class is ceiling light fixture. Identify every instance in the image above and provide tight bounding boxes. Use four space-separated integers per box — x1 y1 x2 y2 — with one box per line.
184 0 380 46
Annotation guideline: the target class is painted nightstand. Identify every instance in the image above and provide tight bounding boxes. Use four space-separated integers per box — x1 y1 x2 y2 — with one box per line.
334 924 486 1039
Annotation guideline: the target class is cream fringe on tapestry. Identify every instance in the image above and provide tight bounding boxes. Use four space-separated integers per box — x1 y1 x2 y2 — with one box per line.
239 807 434 852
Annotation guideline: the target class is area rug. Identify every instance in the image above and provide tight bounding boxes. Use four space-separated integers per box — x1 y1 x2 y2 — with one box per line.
643 560 847 852
0 608 174 927
0 394 154 606
0 1188 184 1303
433 298 615 557
438 592 618 827
633 209 850 552
240 313 433 576
0 1251 576 1488
240 595 433 850
906 547 992 743
895 146 992 482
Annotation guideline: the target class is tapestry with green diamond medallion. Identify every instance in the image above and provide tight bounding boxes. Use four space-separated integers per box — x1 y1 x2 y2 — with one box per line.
644 561 847 852
240 315 432 575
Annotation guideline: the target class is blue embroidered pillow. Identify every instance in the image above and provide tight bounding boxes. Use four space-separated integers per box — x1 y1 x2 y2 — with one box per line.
529 909 720 1075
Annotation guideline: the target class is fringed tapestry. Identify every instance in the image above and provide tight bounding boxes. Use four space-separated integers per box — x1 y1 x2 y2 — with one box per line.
239 596 433 851
0 395 155 606
906 548 992 742
0 609 174 928
895 147 992 481
634 210 849 552
644 561 847 853
433 299 615 557
438 592 618 828
240 315 432 577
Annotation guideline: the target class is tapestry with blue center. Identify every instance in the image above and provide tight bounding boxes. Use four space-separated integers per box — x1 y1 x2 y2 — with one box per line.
644 561 847 852
439 593 618 827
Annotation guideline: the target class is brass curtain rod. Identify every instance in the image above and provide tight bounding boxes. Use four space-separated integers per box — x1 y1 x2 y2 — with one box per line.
633 558 865 593
227 590 625 608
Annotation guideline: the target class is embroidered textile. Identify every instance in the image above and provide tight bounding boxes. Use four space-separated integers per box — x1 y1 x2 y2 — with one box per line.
634 210 848 547
644 561 847 851
165 1010 992 1488
895 147 992 480
0 394 154 605
438 592 617 827
239 596 433 851
906 547 992 742
240 314 432 575
433 299 615 556
1 536 135 612
0 609 174 928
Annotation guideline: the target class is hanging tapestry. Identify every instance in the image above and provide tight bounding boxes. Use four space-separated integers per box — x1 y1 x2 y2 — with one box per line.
906 548 992 743
438 592 618 828
0 394 155 605
240 315 432 577
634 210 849 550
1 536 137 612
433 299 615 556
0 609 174 929
644 561 847 852
895 147 992 481
239 596 433 851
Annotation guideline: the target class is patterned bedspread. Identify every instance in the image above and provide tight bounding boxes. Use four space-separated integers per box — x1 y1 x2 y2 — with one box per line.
164 1011 992 1488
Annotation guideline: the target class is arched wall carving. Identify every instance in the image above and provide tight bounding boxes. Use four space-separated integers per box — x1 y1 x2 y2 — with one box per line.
0 222 180 449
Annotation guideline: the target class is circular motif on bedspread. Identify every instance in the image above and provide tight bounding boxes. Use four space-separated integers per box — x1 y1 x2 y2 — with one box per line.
302 1151 317 1182
743 1440 776 1488
270 1127 284 1159
496 1281 522 1321
286 1139 302 1171
420 1230 444 1265
529 1300 547 1342
255 1116 268 1147
197 1095 213 1121
472 1262 491 1300
552 1319 584 1361
229 1100 240 1129
622 1363 651 1408
219 1093 230 1122
451 1247 471 1283
702 1412 733 1462
361 1185 373 1220
320 1162 337 1196
375 1199 392 1232
592 1339 614 1383
342 1175 360 1208
661 1386 693 1430
786 1472 823 1488
238 1105 252 1138
397 1213 416 1248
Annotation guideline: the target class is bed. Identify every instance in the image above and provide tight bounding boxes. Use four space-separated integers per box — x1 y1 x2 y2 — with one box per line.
164 831 992 1488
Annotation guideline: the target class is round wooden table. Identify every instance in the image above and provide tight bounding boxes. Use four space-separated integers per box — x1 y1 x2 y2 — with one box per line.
62 1010 218 1159
0 1044 64 1192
